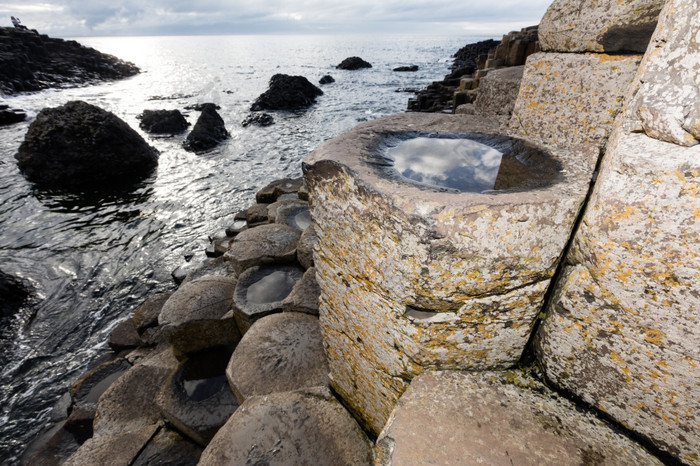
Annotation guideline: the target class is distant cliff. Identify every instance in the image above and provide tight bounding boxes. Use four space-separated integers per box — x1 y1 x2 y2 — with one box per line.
0 27 139 95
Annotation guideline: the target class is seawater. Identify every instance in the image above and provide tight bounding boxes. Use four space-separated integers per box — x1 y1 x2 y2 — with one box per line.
0 33 485 461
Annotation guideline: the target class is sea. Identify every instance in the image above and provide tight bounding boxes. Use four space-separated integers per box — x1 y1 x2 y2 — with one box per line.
0 33 489 461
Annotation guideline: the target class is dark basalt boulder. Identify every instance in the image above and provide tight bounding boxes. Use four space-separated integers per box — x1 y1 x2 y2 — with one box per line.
14 100 158 189
183 103 230 153
0 105 27 126
251 74 323 111
336 56 372 70
0 27 139 95
319 75 335 85
393 65 419 72
0 269 30 319
137 109 189 134
241 112 274 127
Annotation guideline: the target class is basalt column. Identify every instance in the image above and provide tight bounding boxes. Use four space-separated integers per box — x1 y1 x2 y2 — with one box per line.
303 112 598 434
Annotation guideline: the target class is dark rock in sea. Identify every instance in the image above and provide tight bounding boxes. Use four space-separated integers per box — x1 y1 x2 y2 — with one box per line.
336 56 372 70
0 269 30 319
250 74 323 111
183 103 230 153
14 101 158 190
184 103 221 111
0 105 27 126
319 75 335 85
241 112 274 127
137 109 190 134
393 65 419 72
255 177 305 203
107 318 142 352
0 27 139 95
452 38 500 71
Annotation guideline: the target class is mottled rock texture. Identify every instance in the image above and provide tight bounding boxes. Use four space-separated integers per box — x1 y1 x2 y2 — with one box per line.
376 371 662 465
304 112 598 433
536 1 700 463
539 0 663 53
509 52 640 149
474 65 524 122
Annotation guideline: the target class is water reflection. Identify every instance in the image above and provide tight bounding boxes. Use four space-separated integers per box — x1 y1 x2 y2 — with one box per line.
246 269 298 304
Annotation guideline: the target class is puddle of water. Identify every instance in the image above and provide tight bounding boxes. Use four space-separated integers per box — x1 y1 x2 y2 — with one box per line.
246 269 297 304
292 209 312 230
385 137 534 192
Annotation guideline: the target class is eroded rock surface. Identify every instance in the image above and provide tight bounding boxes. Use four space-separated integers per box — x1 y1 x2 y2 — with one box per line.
250 74 323 111
183 103 229 153
224 224 301 275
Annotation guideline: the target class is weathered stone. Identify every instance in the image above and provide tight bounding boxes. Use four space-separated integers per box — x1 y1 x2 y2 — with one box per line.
303 112 598 434
137 109 189 134
158 276 240 358
336 56 372 70
296 224 318 270
270 199 311 231
241 112 274 127
132 291 173 334
224 224 301 276
107 318 141 351
282 267 320 315
21 421 80 466
63 423 160 466
473 65 523 122
183 103 229 153
0 105 26 125
244 203 269 225
131 427 202 466
256 177 304 203
198 387 373 466
266 198 307 224
376 370 663 465
232 265 305 333
69 358 131 416
509 52 640 149
393 65 418 72
539 0 663 53
180 256 234 285
319 75 335 85
250 74 323 111
227 312 328 403
156 348 238 446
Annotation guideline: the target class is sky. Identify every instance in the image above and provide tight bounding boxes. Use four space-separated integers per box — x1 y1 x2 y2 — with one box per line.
1 1 552 37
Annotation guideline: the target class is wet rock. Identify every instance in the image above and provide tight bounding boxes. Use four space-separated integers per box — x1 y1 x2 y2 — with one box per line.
227 312 327 402
250 74 323 111
376 371 663 465
183 103 229 153
539 0 663 53
131 427 202 466
14 101 158 190
509 53 641 149
64 406 95 444
0 104 27 125
21 421 81 466
232 265 305 333
336 56 372 70
132 291 174 335
63 423 161 466
319 74 335 85
244 203 270 226
107 318 141 352
241 112 274 127
157 348 238 446
137 109 189 134
198 387 373 466
303 112 598 434
158 276 240 358
296 224 318 270
224 217 248 237
267 198 310 230
393 65 418 72
0 269 30 318
282 267 320 315
255 177 304 203
224 224 301 276
181 256 235 285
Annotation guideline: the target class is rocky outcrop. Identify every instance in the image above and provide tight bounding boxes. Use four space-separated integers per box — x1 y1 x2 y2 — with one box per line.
319 74 335 85
0 269 30 318
535 0 700 462
0 27 139 95
0 105 26 126
336 56 372 70
241 112 274 127
250 74 323 111
473 65 524 124
393 65 418 72
137 109 189 134
183 103 229 153
539 0 663 53
15 101 158 190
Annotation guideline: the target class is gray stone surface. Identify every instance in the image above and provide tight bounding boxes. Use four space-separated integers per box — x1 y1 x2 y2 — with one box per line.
281 267 320 315
539 0 663 53
256 177 304 203
107 318 141 351
131 427 202 466
63 423 160 466
226 312 328 402
158 276 240 357
198 387 373 466
133 291 173 334
376 370 663 465
224 223 301 275
304 112 598 434
296 224 318 270
474 65 523 121
509 52 641 149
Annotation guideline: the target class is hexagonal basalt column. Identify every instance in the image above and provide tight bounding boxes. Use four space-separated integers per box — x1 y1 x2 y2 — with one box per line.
303 113 598 434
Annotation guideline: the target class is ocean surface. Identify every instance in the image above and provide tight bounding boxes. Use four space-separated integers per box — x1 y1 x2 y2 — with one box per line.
0 33 487 461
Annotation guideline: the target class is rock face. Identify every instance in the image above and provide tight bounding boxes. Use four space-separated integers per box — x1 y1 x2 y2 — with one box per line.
508 52 640 148
0 105 26 126
303 112 598 434
319 74 335 85
539 0 663 53
336 56 372 70
183 103 229 153
250 74 323 111
473 65 524 121
376 370 663 465
535 1 700 462
15 101 158 189
0 27 139 95
393 65 418 72
137 109 189 134
241 112 274 127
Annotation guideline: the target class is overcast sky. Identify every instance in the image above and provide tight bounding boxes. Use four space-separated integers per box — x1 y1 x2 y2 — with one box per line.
2 1 551 37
